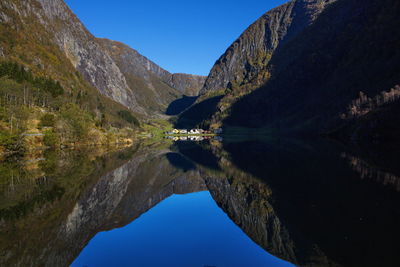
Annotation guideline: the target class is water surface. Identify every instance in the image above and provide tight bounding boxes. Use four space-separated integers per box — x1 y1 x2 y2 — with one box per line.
72 191 293 267
0 138 399 267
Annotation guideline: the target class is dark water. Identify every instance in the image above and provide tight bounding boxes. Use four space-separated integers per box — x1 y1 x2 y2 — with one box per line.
0 138 399 267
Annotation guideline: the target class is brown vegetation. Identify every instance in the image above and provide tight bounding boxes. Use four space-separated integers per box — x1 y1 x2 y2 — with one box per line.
341 85 400 119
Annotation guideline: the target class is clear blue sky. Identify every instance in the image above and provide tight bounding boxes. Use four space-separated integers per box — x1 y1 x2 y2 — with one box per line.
64 0 287 76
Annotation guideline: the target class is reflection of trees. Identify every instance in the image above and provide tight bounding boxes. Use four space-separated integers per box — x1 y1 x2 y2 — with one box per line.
0 143 205 267
341 152 400 191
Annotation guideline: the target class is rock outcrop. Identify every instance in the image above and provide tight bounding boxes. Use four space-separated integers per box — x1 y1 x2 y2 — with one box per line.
99 39 206 97
201 0 336 94
0 0 205 116
37 0 143 112
169 73 207 96
196 0 400 142
99 39 206 114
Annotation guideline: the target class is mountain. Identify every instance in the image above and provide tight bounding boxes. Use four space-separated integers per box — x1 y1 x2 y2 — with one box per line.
0 0 205 116
201 0 336 94
99 38 206 114
188 0 400 148
181 0 337 128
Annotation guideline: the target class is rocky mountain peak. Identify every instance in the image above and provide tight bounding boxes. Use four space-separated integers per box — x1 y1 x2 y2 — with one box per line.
201 0 336 94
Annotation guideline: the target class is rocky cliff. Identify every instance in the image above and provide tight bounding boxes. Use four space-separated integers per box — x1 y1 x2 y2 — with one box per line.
99 39 206 97
170 73 207 96
223 0 400 135
99 39 206 114
0 0 205 116
194 0 400 143
38 0 143 112
201 0 336 94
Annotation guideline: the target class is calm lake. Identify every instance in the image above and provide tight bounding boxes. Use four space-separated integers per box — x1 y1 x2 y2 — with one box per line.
1 137 399 267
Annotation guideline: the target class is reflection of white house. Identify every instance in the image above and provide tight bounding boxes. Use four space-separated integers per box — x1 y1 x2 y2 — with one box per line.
168 129 208 135
189 129 201 134
171 129 188 134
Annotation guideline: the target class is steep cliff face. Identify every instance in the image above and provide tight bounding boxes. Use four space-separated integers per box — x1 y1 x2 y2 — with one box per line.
98 39 181 114
170 73 207 96
0 0 205 116
98 39 206 114
195 0 400 142
0 0 144 113
99 39 206 97
37 0 145 113
201 0 336 94
224 0 400 135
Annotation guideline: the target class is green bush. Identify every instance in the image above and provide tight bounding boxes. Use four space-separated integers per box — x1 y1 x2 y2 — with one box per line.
39 114 56 128
117 110 140 126
43 130 59 148
0 132 25 153
60 103 92 139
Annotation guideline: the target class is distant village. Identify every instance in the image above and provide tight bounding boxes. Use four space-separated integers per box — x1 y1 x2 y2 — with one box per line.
165 128 223 135
164 135 223 142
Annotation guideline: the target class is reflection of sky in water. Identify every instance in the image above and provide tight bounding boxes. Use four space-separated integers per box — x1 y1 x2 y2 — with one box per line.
72 191 294 267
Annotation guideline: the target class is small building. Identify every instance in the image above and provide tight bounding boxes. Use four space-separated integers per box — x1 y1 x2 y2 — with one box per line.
189 129 201 134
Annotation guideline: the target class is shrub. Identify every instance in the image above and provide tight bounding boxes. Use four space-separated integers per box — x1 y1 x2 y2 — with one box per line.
43 130 59 148
39 114 56 128
117 110 140 126
0 132 25 153
60 104 92 139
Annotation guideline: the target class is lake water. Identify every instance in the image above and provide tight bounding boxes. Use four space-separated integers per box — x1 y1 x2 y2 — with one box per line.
1 137 399 267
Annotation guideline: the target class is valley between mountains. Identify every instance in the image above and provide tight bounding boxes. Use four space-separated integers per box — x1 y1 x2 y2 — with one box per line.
0 0 399 156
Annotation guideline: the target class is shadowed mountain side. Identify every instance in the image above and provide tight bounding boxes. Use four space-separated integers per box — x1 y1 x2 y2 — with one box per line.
329 99 400 151
223 0 400 136
166 95 198 115
0 145 205 267
201 0 337 94
175 95 223 128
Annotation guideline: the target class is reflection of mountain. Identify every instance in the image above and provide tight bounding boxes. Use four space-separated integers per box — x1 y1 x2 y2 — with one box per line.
0 146 205 267
196 149 338 267
188 139 400 267
2 139 399 267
